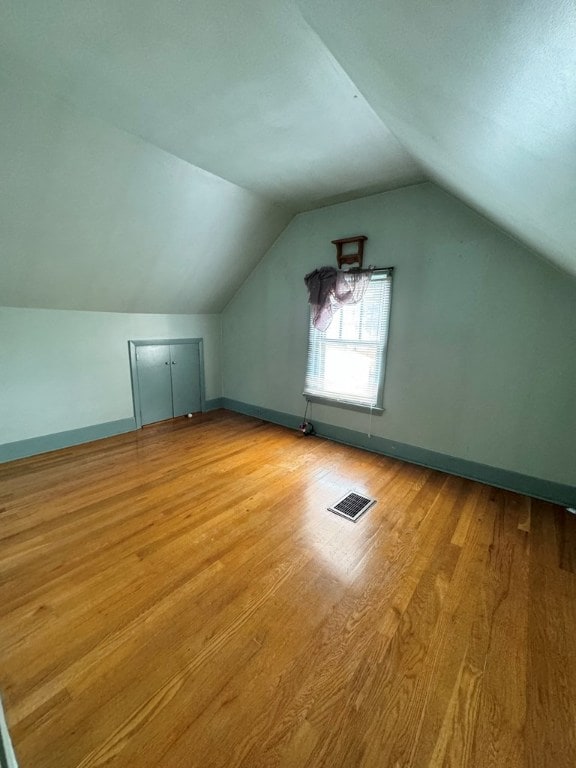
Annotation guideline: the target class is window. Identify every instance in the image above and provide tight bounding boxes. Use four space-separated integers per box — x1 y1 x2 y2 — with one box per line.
304 271 393 410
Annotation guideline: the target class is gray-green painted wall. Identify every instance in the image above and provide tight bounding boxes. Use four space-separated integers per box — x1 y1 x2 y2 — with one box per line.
0 307 221 446
222 183 576 487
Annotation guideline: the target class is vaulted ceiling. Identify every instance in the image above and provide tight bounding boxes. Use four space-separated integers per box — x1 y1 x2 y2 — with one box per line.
298 0 576 278
1 0 574 313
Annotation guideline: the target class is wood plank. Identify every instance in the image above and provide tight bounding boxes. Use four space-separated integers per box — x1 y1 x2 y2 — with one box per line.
0 411 575 768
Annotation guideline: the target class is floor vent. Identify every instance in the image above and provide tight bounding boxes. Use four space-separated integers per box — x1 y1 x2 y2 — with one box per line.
328 491 376 522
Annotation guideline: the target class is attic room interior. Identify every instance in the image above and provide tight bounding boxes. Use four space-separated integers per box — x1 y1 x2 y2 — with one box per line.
1 1 576 766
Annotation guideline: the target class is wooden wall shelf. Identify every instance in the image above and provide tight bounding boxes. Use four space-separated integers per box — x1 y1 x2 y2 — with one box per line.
331 235 368 269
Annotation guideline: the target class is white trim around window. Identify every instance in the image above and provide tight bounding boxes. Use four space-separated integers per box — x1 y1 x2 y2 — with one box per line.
303 269 393 411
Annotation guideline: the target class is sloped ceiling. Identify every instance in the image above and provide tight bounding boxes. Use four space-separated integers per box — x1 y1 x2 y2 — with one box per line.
1 1 574 316
0 62 292 314
0 0 423 313
0 0 422 208
297 0 576 278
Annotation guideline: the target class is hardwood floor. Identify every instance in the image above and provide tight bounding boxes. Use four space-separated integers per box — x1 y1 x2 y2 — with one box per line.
1 410 575 768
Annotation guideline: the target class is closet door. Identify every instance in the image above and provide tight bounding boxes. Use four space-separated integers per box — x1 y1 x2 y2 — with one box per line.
136 345 174 425
170 343 202 417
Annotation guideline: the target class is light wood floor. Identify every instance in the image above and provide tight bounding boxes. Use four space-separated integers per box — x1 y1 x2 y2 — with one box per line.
1 410 575 768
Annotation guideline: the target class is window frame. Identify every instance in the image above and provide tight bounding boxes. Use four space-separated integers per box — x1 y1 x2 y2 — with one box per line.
303 269 393 413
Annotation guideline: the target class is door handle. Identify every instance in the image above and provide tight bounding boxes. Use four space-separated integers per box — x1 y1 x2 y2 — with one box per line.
171 361 176 365
165 361 169 365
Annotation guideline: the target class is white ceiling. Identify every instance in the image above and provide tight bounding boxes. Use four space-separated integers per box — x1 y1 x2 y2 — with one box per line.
0 0 423 209
0 63 292 314
297 0 576 278
1 0 574 315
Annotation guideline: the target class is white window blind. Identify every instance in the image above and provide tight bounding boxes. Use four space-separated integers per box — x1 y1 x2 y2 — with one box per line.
304 271 393 409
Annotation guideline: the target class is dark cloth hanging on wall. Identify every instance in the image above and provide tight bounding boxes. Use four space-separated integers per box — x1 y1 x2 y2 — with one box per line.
304 266 370 331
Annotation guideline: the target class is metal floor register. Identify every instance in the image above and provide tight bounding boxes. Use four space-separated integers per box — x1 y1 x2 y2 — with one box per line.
328 491 376 522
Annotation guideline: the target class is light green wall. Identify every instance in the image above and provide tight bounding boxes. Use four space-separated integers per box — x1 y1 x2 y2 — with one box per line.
222 182 576 486
0 307 221 445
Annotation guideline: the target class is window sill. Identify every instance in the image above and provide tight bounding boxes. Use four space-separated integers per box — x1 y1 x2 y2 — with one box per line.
303 394 384 415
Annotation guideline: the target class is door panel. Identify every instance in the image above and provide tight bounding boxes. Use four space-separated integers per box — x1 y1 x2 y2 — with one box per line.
136 345 173 425
170 343 202 416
